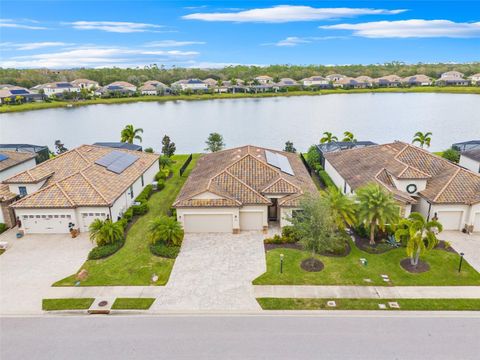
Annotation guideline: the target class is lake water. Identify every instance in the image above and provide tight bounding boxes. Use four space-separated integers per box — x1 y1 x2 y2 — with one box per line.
1 93 479 152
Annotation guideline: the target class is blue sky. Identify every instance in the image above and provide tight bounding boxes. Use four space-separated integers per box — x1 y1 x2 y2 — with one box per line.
1 1 479 68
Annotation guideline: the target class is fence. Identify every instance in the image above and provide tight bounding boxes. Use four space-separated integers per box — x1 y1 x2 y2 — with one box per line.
179 154 193 176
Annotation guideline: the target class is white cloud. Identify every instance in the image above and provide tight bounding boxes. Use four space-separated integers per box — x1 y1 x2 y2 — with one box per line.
321 19 480 38
266 36 346 47
0 18 47 30
144 40 205 47
182 5 406 23
1 42 72 50
68 21 164 33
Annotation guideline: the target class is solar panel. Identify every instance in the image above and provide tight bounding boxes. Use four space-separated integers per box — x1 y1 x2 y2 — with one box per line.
10 89 29 95
95 151 125 167
265 151 294 176
0 153 9 162
57 83 72 88
107 153 139 174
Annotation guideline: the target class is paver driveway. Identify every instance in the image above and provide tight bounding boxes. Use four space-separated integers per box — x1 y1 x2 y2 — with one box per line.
0 230 92 314
438 231 480 272
151 232 266 311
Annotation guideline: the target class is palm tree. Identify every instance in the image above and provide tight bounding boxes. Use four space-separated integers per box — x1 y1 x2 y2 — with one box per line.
120 124 143 144
320 187 356 231
148 216 184 246
89 219 123 246
320 132 338 144
395 212 443 266
342 131 357 142
3 97 11 105
356 183 400 245
159 155 172 169
412 131 432 148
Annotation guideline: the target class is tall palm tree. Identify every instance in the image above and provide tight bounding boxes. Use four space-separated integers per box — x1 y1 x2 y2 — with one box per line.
320 187 356 231
342 131 357 142
412 131 432 148
356 183 400 245
120 124 143 144
148 216 184 246
395 212 443 266
320 132 338 144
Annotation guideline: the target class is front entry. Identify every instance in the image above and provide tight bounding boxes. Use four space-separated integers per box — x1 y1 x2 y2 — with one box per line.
268 199 278 221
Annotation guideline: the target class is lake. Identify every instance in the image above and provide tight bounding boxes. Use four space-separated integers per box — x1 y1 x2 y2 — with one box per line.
1 93 479 152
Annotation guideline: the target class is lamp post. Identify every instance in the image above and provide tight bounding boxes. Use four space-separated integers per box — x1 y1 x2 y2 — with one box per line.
280 253 284 274
458 252 465 273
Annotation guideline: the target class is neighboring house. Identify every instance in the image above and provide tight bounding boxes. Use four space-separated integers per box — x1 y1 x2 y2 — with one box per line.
93 142 143 152
222 79 246 93
139 80 170 95
202 78 219 88
452 140 480 152
324 142 480 231
300 76 330 88
171 79 208 91
173 145 317 233
334 77 369 89
373 75 402 87
275 78 299 88
0 85 42 104
71 79 99 90
108 81 137 92
95 82 137 96
3 145 159 234
254 75 274 85
316 141 377 167
469 73 480 85
436 71 470 86
0 144 50 164
402 75 432 86
326 74 346 82
459 149 480 174
31 82 80 97
0 151 37 227
354 76 373 87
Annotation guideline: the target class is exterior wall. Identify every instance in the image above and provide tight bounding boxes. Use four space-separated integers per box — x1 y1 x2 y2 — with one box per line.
466 203 480 231
391 178 428 195
459 155 480 173
413 197 432 219
181 83 208 91
75 206 110 231
8 179 47 197
324 159 352 194
279 207 303 227
44 87 80 97
15 208 76 234
431 204 470 230
0 158 37 182
176 207 239 232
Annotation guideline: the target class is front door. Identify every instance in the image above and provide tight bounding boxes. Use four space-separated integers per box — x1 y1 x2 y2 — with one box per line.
268 199 278 221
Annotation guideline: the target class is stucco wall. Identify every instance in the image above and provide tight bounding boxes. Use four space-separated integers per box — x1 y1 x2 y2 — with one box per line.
459 155 480 173
15 208 76 234
391 178 427 195
8 179 47 197
324 159 352 194
0 158 37 182
240 205 268 227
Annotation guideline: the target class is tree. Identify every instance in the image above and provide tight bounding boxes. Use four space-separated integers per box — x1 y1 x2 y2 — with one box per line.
15 95 24 104
3 97 11 105
320 187 356 231
342 131 357 142
148 216 184 246
284 141 296 153
395 212 443 266
159 155 172 169
120 124 143 144
205 132 225 152
356 183 400 245
306 145 321 168
89 219 123 246
320 132 338 144
412 131 432 148
441 148 460 163
161 135 176 157
54 140 68 154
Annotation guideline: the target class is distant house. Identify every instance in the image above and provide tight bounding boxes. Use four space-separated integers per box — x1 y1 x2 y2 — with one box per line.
95 81 137 96
354 76 373 87
373 75 402 87
459 149 480 174
139 80 170 95
452 140 480 152
334 77 370 89
0 144 50 164
326 74 346 82
275 78 299 88
0 85 42 104
469 73 480 85
71 79 99 90
403 75 432 86
171 79 208 91
31 82 80 97
254 75 274 85
93 142 143 152
436 71 470 86
300 76 330 88
108 81 137 92
202 78 219 88
316 141 377 167
222 79 246 93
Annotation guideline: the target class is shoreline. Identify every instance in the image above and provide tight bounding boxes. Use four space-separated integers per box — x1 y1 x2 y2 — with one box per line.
1 86 479 114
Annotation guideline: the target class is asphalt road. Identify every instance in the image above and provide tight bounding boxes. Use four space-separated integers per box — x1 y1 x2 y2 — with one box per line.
1 313 480 360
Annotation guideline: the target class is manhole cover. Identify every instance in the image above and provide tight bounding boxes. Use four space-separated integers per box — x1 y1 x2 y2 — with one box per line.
98 300 108 307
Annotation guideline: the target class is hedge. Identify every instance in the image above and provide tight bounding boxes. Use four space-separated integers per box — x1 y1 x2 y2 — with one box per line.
132 202 149 215
0 223 7 234
135 184 153 203
149 242 180 259
319 169 336 189
88 238 125 260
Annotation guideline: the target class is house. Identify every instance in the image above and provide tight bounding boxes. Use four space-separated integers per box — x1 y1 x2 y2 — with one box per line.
139 80 170 95
93 142 143 152
373 75 402 87
326 74 346 82
71 79 99 90
452 140 480 152
334 77 370 89
95 81 137 96
300 76 330 88
31 82 80 97
173 145 317 233
3 145 159 234
469 73 480 85
459 149 480 174
354 76 373 87
275 78 299 88
202 78 219 88
316 141 377 167
436 71 470 86
222 79 246 93
0 85 42 104
171 79 208 91
254 76 274 85
402 75 432 86
324 142 480 231
0 144 50 164
0 151 37 227
108 81 137 92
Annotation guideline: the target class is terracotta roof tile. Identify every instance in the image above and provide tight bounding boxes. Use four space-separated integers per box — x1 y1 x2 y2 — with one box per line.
0 150 36 172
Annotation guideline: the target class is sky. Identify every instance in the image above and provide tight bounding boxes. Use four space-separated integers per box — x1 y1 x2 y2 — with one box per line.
1 0 479 69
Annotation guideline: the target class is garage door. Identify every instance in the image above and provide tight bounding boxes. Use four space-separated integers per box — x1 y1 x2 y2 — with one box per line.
240 211 263 231
81 212 108 232
437 211 463 231
474 213 480 233
183 214 233 233
21 214 71 234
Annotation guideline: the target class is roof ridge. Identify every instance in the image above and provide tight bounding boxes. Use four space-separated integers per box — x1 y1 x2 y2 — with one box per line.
79 171 110 205
55 183 76 207
262 176 301 193
433 167 461 202
223 170 271 204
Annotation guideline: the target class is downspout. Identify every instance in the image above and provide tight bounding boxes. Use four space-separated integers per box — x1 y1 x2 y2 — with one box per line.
427 202 432 221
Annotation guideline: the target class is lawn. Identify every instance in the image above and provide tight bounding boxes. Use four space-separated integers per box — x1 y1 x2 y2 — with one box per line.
253 238 480 286
111 298 155 310
257 298 480 311
42 298 94 311
53 154 199 286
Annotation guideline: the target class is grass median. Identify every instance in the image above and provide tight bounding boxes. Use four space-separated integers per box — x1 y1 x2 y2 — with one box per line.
42 298 94 311
111 298 155 310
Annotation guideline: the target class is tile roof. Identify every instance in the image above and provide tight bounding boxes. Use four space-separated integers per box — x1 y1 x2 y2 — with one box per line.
0 150 36 172
8 145 158 209
0 183 16 202
325 141 480 205
174 146 317 208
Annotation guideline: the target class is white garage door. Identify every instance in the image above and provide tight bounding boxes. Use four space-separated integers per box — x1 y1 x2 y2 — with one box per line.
183 214 233 233
21 214 71 234
81 212 108 232
240 211 263 231
474 213 480 233
437 211 463 231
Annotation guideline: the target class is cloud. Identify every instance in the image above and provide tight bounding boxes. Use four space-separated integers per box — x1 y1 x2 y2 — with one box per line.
321 19 480 38
1 42 72 50
0 18 47 30
144 40 205 47
182 5 406 23
265 36 347 47
0 46 200 68
68 21 164 33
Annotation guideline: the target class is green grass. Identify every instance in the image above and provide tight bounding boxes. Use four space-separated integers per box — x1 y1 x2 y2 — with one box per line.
42 298 94 311
253 238 480 286
111 298 155 310
2 86 479 113
53 154 199 287
257 298 480 311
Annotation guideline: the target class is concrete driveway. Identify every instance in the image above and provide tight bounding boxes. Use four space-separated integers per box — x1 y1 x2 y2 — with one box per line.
0 229 92 315
438 231 480 272
151 232 266 311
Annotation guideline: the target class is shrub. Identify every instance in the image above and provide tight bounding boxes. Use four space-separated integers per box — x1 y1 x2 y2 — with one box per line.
157 180 165 191
88 239 124 260
319 170 336 188
155 170 167 181
306 145 321 168
144 147 154 153
132 202 149 215
123 208 133 222
149 242 181 258
281 226 301 243
168 207 177 218
148 216 184 246
264 234 284 244
117 218 128 230
0 223 7 234
135 184 153 203
442 148 460 163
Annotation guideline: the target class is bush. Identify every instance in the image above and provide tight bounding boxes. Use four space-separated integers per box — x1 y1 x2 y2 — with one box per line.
319 170 336 188
117 218 128 230
306 145 321 168
88 239 124 260
264 234 284 244
132 202 149 215
0 223 7 234
281 226 301 243
144 147 154 153
155 170 167 181
149 242 180 258
442 148 460 163
135 184 153 203
123 208 133 222
157 180 165 191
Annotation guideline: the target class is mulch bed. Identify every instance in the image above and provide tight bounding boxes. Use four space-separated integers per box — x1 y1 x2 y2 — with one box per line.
320 240 351 258
435 240 457 254
400 258 430 273
264 243 303 251
301 258 324 272
353 233 397 254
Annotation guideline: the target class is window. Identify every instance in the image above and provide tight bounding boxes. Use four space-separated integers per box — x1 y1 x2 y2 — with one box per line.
129 185 134 199
141 174 144 187
18 186 27 197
